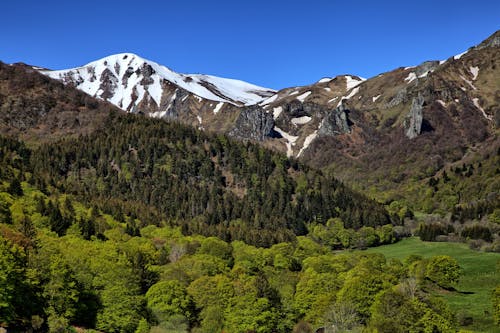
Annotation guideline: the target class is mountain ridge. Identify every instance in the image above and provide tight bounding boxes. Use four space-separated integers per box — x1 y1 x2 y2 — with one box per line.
41 53 275 109
10 30 500 215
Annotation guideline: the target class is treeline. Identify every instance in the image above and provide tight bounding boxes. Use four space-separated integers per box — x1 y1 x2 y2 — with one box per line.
27 112 392 246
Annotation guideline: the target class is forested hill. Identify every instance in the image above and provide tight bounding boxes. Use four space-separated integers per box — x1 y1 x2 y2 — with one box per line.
18 111 391 246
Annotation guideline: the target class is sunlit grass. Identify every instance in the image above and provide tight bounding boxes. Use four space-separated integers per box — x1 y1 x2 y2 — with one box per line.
365 237 500 332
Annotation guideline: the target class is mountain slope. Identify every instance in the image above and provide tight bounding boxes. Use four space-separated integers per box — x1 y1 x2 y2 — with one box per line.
41 53 274 108
0 61 118 142
296 31 500 213
41 53 277 135
34 31 500 215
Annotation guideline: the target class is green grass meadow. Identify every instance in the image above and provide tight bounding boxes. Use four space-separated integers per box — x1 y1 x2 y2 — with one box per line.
365 237 500 332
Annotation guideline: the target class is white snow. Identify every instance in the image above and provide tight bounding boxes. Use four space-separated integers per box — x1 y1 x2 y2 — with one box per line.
289 90 299 96
147 76 163 105
470 66 479 80
197 115 202 124
296 91 312 102
318 77 331 83
454 50 468 60
297 131 318 157
345 87 359 100
404 72 417 83
291 116 312 125
418 71 431 78
460 75 477 90
40 53 276 112
194 95 203 102
345 75 365 90
149 110 167 118
437 100 446 107
274 127 298 157
454 99 459 103
260 94 278 106
213 102 224 114
372 94 381 102
472 98 492 120
324 87 331 92
328 96 338 104
273 106 283 119
404 66 416 70
181 95 189 102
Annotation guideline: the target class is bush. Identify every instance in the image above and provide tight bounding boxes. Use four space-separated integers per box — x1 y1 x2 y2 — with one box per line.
417 223 449 241
461 224 493 242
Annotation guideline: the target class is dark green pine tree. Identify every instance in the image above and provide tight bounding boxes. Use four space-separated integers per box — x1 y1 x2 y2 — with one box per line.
8 178 23 196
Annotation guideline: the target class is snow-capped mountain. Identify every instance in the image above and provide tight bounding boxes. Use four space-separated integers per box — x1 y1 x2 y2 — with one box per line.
38 31 498 166
41 53 275 112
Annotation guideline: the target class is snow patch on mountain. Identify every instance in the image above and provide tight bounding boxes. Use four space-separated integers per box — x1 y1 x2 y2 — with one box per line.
405 72 417 83
460 75 477 90
472 98 492 120
317 77 331 83
273 106 283 119
213 102 224 114
41 53 275 111
470 66 479 80
454 50 468 60
345 75 365 90
274 126 298 157
297 131 318 157
260 94 279 106
291 116 312 125
328 96 338 104
345 87 360 100
296 91 312 102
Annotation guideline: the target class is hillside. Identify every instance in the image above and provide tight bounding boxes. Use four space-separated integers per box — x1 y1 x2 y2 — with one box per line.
0 140 480 331
0 62 118 142
37 31 500 217
30 112 392 247
1 30 500 333
365 237 500 332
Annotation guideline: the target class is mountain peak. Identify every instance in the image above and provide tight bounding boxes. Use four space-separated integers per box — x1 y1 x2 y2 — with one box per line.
40 53 275 110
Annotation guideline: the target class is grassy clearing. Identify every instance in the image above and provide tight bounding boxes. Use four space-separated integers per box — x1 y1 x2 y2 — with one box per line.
364 237 500 332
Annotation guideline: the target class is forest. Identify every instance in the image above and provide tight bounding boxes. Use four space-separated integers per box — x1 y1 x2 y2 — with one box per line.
0 112 499 332
27 112 393 246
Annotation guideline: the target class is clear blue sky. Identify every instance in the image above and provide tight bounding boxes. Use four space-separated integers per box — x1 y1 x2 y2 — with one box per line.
2 0 499 89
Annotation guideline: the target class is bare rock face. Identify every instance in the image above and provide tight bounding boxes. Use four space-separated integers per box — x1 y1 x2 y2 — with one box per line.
404 95 424 139
415 61 440 77
318 105 351 136
99 68 118 100
386 88 408 108
228 106 274 141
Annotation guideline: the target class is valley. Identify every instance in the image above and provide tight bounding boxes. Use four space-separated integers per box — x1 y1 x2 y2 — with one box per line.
0 29 499 333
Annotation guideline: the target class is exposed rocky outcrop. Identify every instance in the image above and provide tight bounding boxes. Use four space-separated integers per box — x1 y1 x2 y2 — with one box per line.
99 68 118 100
404 95 424 139
228 106 274 141
386 88 408 108
318 105 351 136
415 61 440 77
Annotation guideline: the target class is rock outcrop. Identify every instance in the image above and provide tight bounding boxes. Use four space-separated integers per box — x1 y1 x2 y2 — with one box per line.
404 95 424 139
318 105 351 136
228 106 275 141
